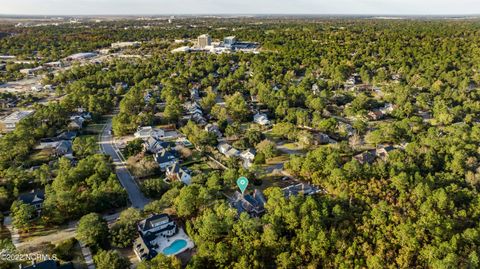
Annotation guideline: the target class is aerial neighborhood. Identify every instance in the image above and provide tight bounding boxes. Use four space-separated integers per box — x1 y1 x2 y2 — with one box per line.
0 12 479 269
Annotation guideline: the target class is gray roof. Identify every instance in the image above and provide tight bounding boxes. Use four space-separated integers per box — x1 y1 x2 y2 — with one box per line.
154 149 177 164
18 189 45 206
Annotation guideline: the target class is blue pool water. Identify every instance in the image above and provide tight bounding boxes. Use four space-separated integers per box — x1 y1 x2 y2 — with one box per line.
162 239 187 255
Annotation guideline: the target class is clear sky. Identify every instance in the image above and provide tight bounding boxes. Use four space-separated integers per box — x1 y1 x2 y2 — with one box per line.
1 0 479 16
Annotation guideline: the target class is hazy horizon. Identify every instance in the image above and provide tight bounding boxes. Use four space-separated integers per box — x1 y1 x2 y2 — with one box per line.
1 0 480 16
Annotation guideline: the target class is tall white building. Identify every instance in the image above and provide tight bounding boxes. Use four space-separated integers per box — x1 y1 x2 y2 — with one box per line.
197 34 212 48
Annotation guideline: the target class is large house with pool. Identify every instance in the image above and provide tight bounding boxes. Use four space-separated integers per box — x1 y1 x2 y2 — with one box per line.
134 214 194 261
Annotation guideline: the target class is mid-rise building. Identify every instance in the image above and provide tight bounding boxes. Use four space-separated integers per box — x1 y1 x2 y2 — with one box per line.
197 34 212 48
223 36 237 47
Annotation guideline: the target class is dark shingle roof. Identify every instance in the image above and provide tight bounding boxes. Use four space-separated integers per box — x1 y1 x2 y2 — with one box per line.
18 189 45 206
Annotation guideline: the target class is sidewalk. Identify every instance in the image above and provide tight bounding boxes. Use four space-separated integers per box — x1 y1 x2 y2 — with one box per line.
79 241 95 269
3 216 20 248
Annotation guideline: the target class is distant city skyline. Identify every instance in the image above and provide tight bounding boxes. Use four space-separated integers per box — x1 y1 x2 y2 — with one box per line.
1 0 480 16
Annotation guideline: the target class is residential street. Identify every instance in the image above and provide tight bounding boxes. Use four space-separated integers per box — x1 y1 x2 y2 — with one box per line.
99 118 150 209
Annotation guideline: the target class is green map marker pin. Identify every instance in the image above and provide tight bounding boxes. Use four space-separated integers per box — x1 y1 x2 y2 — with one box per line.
237 177 249 195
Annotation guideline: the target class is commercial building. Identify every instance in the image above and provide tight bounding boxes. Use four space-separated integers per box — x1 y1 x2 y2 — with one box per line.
223 36 237 47
197 34 212 48
65 52 97 61
111 41 141 49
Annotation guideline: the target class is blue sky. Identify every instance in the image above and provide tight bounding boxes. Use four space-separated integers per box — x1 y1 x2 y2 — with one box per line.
1 0 479 15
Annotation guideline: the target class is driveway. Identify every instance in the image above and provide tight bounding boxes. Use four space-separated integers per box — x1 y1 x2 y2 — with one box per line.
99 118 150 209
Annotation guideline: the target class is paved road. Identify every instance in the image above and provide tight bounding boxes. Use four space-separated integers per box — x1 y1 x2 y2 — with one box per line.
99 119 149 209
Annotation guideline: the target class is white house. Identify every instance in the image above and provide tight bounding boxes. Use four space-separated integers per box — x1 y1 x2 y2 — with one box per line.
143 137 168 153
166 163 192 185
240 149 256 168
217 142 232 155
205 123 222 138
134 126 165 140
225 148 240 158
68 115 86 129
253 113 270 126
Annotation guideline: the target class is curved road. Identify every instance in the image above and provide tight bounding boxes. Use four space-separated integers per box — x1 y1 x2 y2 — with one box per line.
100 118 150 209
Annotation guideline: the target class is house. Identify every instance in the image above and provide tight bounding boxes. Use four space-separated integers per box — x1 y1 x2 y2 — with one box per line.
353 151 376 165
380 103 395 114
283 183 321 198
253 112 270 126
114 82 129 90
57 131 77 141
22 260 74 269
0 110 34 133
55 140 73 158
133 235 158 261
225 148 240 158
111 41 141 49
191 113 207 126
314 133 331 145
65 52 97 61
418 111 432 123
138 214 178 238
143 137 169 153
144 92 153 103
44 61 63 68
217 142 232 155
231 189 266 217
68 115 85 129
205 123 222 138
185 101 202 114
171 46 191 53
190 88 200 100
339 122 355 137
43 84 54 91
134 214 178 261
18 189 45 215
31 84 43 92
133 213 193 261
20 66 44 76
35 138 60 150
166 163 192 185
217 142 240 158
134 126 165 140
345 73 362 87
154 149 178 170
368 110 385 121
311 83 320 95
240 149 256 168
375 145 395 160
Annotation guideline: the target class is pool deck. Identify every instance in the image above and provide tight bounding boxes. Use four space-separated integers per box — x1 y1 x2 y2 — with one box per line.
153 228 194 256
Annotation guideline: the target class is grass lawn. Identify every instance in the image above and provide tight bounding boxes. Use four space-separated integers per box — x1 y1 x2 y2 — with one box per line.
281 142 300 150
256 175 296 191
28 149 54 165
189 162 218 175
266 155 289 164
20 223 68 239
84 123 105 135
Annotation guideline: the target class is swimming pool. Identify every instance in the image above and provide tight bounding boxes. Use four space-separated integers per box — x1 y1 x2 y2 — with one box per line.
162 239 188 255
